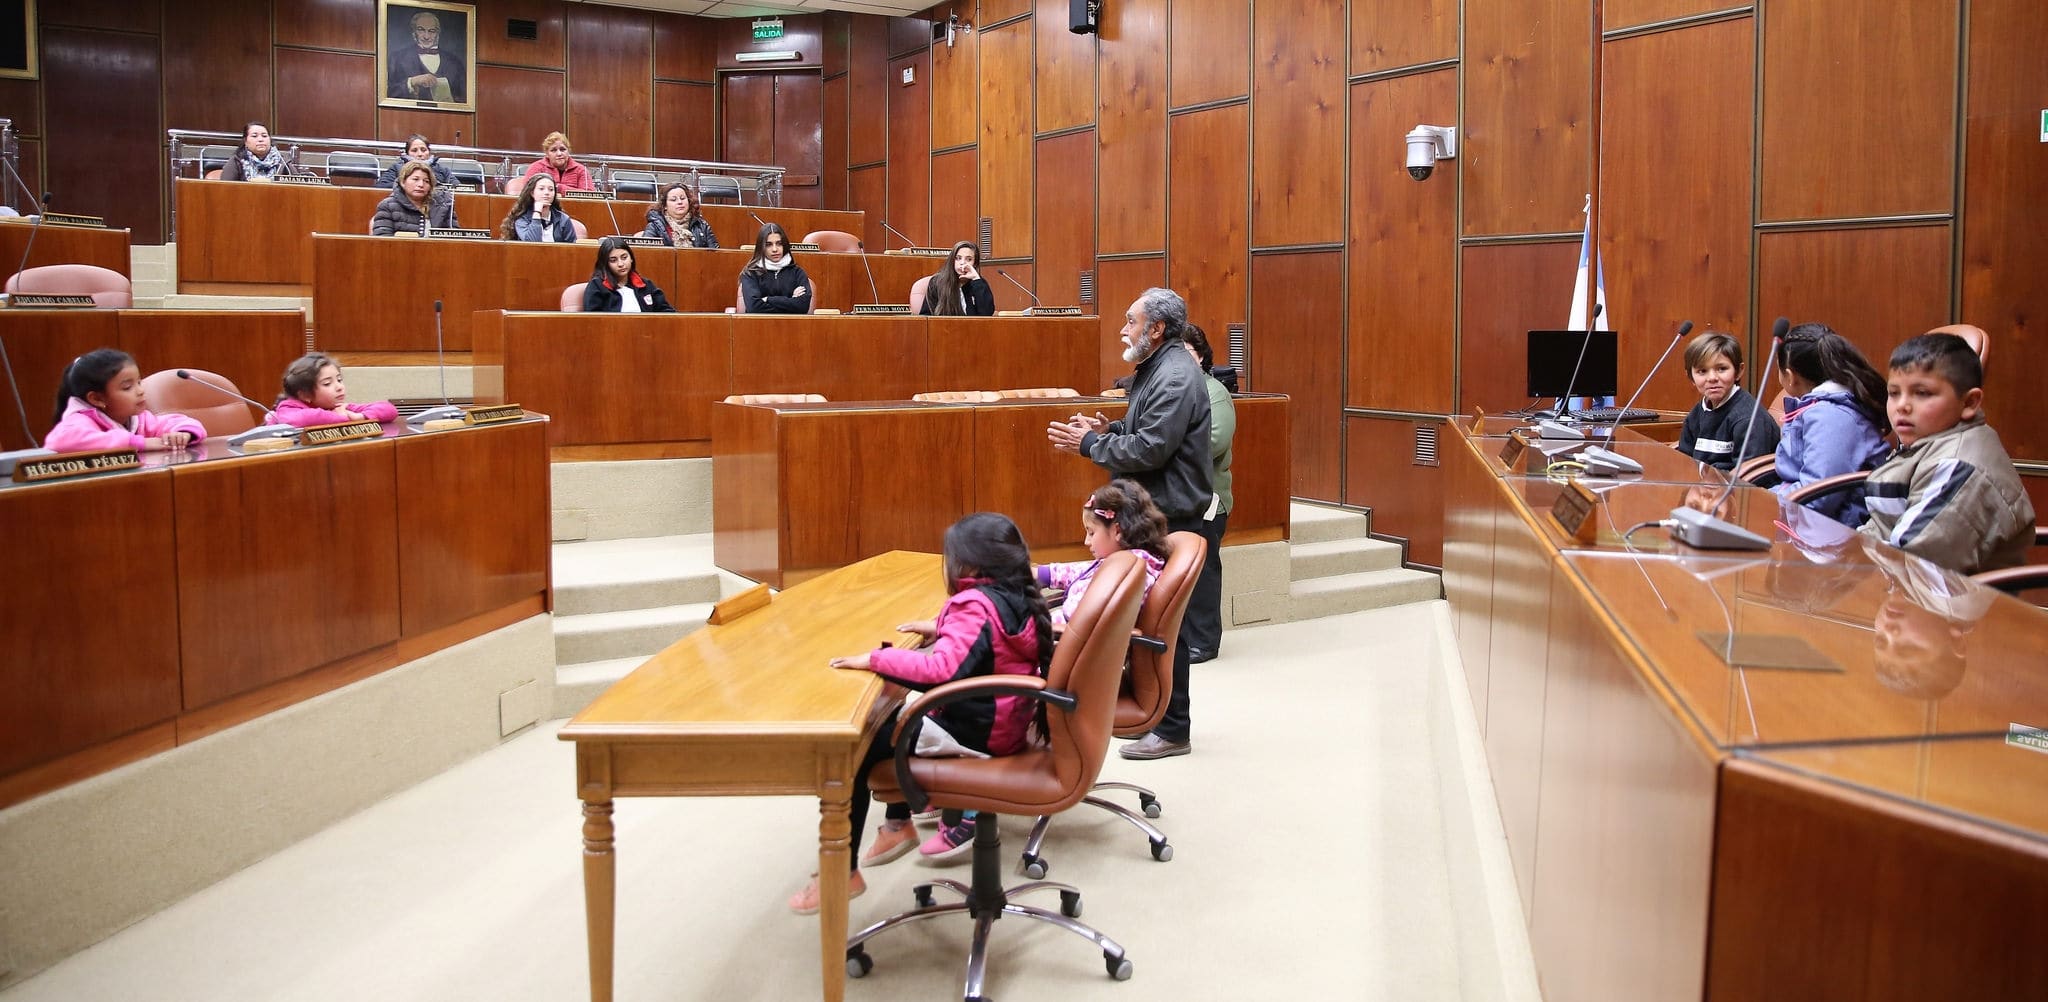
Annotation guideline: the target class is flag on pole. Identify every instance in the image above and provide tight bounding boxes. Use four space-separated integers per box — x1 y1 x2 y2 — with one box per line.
1568 195 1613 408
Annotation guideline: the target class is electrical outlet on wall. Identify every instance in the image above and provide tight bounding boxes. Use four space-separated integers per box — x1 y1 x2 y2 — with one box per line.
901 66 915 85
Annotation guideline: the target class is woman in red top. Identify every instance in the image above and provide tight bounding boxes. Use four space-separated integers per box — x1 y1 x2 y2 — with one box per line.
521 131 593 191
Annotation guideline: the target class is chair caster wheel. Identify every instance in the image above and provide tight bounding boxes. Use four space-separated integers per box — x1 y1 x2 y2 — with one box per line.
1060 890 1083 918
914 884 936 909
1139 793 1162 819
846 947 872 979
1150 840 1173 862
1021 855 1048 879
1105 953 1133 980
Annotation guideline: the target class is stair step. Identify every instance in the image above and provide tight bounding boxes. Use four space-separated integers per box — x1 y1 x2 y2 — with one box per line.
554 656 649 717
1289 502 1371 545
1289 537 1405 581
553 602 715 666
164 293 308 312
1287 568 1442 621
553 534 721 609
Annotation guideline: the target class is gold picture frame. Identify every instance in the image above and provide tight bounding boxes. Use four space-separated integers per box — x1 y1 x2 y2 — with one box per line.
0 1 37 81
377 0 476 114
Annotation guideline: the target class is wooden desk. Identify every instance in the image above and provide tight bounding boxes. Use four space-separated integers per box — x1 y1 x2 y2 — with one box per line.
712 394 1292 588
559 550 944 1002
0 309 309 452
0 218 131 288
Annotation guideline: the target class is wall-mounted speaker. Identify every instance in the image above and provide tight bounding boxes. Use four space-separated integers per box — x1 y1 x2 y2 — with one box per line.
506 19 539 41
1069 0 1099 35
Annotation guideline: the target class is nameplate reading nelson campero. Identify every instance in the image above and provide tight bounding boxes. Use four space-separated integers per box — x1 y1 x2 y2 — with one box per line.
298 419 384 446
12 447 140 483
463 404 526 425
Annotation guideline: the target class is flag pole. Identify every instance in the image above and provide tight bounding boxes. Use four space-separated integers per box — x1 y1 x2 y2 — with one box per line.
1584 0 1604 335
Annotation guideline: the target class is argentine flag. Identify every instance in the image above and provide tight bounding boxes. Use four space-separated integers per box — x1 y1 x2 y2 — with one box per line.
1568 195 1612 408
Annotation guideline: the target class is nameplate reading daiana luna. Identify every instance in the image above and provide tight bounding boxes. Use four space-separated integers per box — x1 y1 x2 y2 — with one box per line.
464 404 525 425
273 174 332 186
45 212 109 228
299 419 384 446
12 447 140 483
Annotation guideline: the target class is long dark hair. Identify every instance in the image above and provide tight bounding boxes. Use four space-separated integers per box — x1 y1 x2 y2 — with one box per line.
942 512 1054 670
745 223 793 273
1085 479 1171 560
590 236 637 285
54 348 134 423
922 241 980 316
498 175 559 240
280 352 339 405
1782 323 1887 428
657 182 703 229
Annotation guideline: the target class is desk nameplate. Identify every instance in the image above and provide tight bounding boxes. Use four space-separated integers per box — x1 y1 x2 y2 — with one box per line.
1549 478 1600 543
620 235 666 247
299 419 383 446
44 212 109 228
851 304 913 315
464 403 525 426
273 174 332 186
885 247 952 257
558 189 612 201
5 294 96 309
12 447 140 483
426 227 492 241
1499 429 1531 467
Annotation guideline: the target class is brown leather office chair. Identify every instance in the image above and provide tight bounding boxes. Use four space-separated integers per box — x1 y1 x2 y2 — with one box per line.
570 217 589 241
996 387 1080 400
1926 323 1990 366
803 229 863 253
853 551 1147 998
1735 455 1779 488
1784 471 1869 507
1973 528 2048 603
503 172 528 198
909 275 930 312
139 368 259 438
559 284 584 312
721 393 825 404
1018 530 1204 878
913 390 1000 403
5 265 133 309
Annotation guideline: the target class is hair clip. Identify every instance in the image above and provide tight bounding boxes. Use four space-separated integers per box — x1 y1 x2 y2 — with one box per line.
1089 506 1116 520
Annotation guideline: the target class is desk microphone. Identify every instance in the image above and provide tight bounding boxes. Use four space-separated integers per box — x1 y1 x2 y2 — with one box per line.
748 210 770 235
996 269 1040 315
601 191 624 238
1550 303 1604 420
1578 319 1693 474
174 370 300 445
881 221 919 251
410 299 464 424
0 171 50 455
1664 316 1786 550
858 245 882 304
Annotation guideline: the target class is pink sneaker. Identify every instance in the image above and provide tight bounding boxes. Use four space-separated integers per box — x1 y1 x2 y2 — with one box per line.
917 817 977 865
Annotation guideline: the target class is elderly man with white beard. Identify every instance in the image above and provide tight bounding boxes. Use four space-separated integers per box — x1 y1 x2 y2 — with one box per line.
1047 286 1213 760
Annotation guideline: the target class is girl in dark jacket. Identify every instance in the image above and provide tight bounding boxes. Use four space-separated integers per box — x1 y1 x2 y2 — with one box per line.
581 237 675 313
497 174 577 243
739 223 812 314
370 161 458 236
374 134 457 188
919 240 996 316
642 182 719 248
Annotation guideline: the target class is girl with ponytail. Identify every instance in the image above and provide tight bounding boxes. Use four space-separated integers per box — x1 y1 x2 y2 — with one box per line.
1772 323 1892 526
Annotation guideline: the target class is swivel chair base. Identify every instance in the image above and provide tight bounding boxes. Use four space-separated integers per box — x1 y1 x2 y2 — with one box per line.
1018 782 1173 879
846 812 1135 1002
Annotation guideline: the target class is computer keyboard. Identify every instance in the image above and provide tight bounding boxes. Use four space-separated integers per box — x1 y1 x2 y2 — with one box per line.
1570 406 1662 424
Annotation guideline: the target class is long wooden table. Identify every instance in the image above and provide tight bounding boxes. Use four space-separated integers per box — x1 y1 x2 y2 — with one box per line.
0 309 309 452
0 217 132 288
312 235 947 351
177 178 861 292
1443 418 2048 1001
559 550 944 1002
712 394 1292 588
0 415 552 807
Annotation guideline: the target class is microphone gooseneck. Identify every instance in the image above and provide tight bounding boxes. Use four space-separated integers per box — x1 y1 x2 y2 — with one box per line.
860 247 881 304
1605 319 1692 436
995 269 1041 309
881 221 919 251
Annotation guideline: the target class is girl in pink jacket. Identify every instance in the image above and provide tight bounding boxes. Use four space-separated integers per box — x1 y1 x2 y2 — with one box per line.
788 512 1053 915
45 349 207 453
268 353 398 427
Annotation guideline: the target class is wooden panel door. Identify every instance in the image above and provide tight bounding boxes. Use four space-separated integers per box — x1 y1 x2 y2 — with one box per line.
722 70 826 207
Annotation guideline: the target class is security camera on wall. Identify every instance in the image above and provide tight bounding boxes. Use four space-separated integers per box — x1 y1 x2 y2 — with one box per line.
1405 125 1457 181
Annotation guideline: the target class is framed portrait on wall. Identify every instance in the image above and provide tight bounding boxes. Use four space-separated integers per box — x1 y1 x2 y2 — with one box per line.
0 1 37 81
378 0 475 113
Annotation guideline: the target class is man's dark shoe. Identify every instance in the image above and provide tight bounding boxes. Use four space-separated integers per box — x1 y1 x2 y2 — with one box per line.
1187 647 1216 664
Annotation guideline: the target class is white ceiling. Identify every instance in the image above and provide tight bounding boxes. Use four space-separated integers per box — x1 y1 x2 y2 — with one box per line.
575 0 934 17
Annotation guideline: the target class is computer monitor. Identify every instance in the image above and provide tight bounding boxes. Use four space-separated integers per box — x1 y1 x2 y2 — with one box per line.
1525 330 1620 399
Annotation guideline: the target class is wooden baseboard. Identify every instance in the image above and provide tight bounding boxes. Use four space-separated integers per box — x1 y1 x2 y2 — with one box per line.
0 723 178 810
177 282 311 298
327 351 477 367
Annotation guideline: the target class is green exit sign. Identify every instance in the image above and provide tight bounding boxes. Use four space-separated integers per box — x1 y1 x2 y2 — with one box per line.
753 18 784 40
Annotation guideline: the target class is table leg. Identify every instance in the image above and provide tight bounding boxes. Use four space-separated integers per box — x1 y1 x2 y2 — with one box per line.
818 786 853 1002
583 799 616 1002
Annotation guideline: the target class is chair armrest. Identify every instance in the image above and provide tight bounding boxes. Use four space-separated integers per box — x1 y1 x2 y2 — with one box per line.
1129 632 1167 653
1971 565 2048 597
888 676 1077 813
1786 471 1870 505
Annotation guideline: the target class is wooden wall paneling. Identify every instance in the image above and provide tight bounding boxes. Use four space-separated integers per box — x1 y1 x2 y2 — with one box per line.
1250 251 1345 500
477 0 566 69
711 402 783 586
395 421 550 635
1347 70 1457 413
977 23 1033 260
929 24 977 153
1223 395 1293 540
849 16 890 166
823 12 852 79
775 71 826 206
1033 0 1095 134
41 0 158 33
888 52 932 246
1755 226 1953 383
1093 256 1164 392
889 16 931 57
930 148 979 249
276 50 377 142
654 81 715 162
313 235 501 351
501 313 730 445
721 72 776 165
175 443 403 711
1250 0 1345 248
976 0 1030 25
928 316 1095 394
823 73 849 209
1033 130 1095 310
1350 0 1456 76
1458 241 1581 413
1169 0 1250 109
8 137 40 212
1462 0 1592 236
1094 1 1166 255
1599 18 1754 413
0 78 41 137
473 65 565 151
1760 0 1958 221
0 474 181 777
849 164 888 252
162 0 272 134
973 400 1130 552
1605 0 1729 32
1529 570 1718 1002
1441 430 1501 719
567 5 654 157
377 108 475 146
274 0 374 51
0 311 116 452
0 217 129 288
716 14 824 70
1961 0 2048 464
1167 104 1248 348
116 311 308 420
1344 416 1446 566
654 12 716 81
1480 516 1559 910
730 316 926 403
42 28 164 242
175 179 338 287
780 408 975 576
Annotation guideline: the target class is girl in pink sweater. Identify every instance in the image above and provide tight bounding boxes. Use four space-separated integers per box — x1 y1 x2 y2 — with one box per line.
1038 479 1170 628
45 349 206 453
268 353 398 427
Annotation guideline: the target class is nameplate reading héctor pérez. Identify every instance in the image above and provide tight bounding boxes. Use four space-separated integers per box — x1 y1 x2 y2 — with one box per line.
464 404 525 425
12 448 140 483
299 419 383 446
1549 479 1601 543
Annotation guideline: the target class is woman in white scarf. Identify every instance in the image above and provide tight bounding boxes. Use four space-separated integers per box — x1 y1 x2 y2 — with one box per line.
220 122 296 182
738 222 813 314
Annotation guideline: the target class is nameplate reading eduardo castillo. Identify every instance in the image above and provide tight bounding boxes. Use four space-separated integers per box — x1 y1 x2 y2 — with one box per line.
464 404 525 425
13 448 140 483
299 419 383 446
1549 479 1600 542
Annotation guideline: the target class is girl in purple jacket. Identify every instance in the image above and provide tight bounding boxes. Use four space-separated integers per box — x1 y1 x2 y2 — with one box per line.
269 353 399 427
1770 324 1891 526
788 512 1052 915
45 349 206 453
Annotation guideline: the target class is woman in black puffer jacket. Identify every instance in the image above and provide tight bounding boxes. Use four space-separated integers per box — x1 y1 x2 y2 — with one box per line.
642 182 719 248
370 161 458 236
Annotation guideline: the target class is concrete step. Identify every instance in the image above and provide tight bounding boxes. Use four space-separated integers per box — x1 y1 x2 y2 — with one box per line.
1288 568 1442 621
552 534 725 616
1290 502 1372 546
131 297 168 310
130 244 174 267
132 278 175 299
552 457 713 542
553 602 715 666
553 656 647 718
1289 536 1405 581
